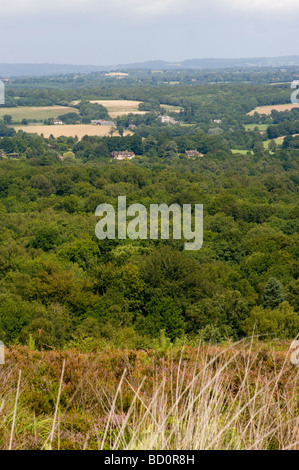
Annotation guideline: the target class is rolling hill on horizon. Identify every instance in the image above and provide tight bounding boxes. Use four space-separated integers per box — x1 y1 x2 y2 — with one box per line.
1 56 299 77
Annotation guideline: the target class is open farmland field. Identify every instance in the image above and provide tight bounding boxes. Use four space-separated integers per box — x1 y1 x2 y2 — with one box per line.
72 99 146 117
263 133 299 148
90 100 146 117
248 103 299 115
244 124 268 131
12 124 132 139
161 104 183 113
0 106 79 122
264 136 285 148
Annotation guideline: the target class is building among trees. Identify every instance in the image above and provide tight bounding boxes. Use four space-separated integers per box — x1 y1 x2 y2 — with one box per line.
185 150 204 158
111 151 135 160
91 120 116 126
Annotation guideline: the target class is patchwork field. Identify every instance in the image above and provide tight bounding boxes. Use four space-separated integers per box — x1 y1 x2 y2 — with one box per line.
70 100 182 116
248 103 299 115
12 124 132 139
72 99 146 118
161 104 183 113
263 133 299 148
244 124 268 131
0 106 79 122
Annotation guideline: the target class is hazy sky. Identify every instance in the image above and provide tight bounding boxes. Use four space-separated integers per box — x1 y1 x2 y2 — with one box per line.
0 0 298 64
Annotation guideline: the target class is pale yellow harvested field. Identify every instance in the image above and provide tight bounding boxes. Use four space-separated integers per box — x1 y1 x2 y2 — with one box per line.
71 99 146 118
248 103 299 115
90 100 146 118
12 124 132 139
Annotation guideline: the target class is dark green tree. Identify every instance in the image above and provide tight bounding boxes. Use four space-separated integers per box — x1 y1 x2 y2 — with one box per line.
263 278 284 310
3 115 12 124
138 296 185 341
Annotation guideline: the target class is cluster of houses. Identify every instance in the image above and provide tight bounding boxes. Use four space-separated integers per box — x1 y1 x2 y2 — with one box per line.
110 149 204 161
185 150 204 158
53 119 117 126
0 147 203 163
158 115 179 125
0 149 20 159
91 119 116 126
111 151 135 160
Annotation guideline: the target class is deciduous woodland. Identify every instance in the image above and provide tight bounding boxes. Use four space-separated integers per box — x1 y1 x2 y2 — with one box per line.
0 67 298 449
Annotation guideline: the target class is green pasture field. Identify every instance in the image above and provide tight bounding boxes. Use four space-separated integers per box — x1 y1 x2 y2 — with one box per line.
244 124 268 131
0 106 79 122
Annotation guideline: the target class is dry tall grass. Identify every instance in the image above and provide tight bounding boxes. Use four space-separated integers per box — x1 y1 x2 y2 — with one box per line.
0 341 298 450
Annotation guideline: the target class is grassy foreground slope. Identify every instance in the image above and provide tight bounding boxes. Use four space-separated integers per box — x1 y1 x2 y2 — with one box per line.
1 341 299 450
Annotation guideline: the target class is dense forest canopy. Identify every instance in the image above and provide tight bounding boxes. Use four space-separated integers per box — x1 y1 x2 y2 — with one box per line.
0 67 298 349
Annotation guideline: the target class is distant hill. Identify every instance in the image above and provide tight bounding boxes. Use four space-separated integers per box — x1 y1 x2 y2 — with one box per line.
0 63 105 77
119 56 299 70
1 56 299 77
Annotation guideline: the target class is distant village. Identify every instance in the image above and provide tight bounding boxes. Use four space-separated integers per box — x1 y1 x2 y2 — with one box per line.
0 147 204 161
53 115 183 126
0 105 210 162
50 111 205 161
52 118 117 126
110 149 204 160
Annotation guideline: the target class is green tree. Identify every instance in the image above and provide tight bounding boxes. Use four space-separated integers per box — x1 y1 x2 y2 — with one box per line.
268 140 277 152
162 141 178 159
3 115 12 124
138 296 185 341
253 142 264 155
263 278 284 310
0 293 39 342
20 304 72 349
63 151 76 161
117 125 124 137
243 302 299 339
31 225 61 252
76 317 101 339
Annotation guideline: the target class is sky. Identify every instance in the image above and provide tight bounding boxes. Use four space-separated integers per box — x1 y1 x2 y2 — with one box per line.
0 0 298 65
